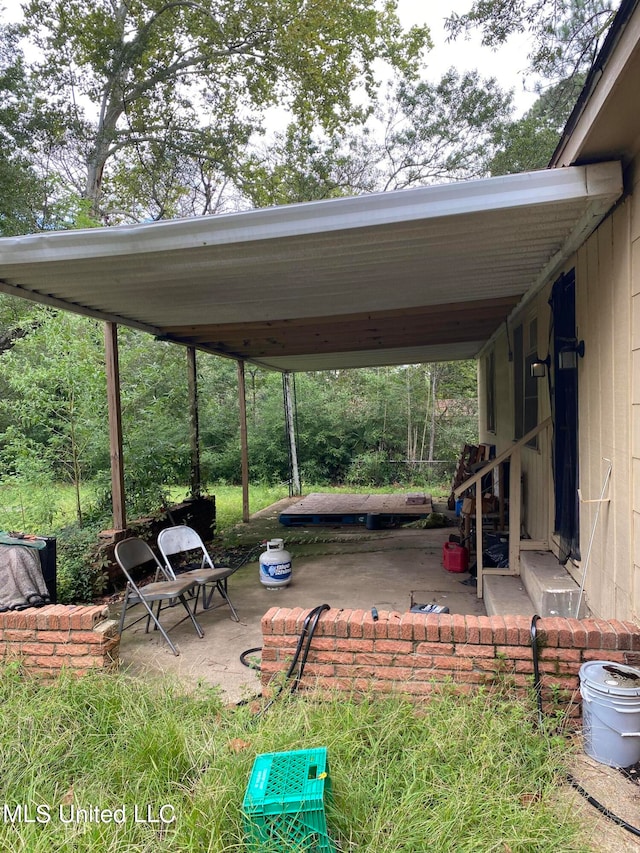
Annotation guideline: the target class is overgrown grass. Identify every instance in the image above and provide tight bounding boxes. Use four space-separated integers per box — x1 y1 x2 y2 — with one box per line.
0 665 587 852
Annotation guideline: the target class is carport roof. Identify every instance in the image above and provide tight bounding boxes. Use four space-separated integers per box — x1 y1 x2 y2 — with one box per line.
0 161 623 371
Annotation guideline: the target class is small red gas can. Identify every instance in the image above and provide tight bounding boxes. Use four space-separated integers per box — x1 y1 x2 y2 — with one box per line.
442 541 469 573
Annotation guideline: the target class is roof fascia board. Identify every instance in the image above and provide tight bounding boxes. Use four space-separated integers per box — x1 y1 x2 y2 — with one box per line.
0 163 624 266
478 160 622 359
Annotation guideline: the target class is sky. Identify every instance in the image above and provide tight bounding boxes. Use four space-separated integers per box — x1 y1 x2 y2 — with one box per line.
397 0 539 115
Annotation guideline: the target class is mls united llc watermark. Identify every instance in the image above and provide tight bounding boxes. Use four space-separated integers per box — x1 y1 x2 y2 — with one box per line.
2 803 176 825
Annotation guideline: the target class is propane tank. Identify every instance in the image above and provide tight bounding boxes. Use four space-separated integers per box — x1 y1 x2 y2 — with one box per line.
259 538 292 589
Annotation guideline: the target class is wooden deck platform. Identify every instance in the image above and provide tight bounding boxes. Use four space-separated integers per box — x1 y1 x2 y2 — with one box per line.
279 492 433 527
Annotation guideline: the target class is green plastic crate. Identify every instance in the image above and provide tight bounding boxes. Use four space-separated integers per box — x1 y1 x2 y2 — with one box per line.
242 747 336 852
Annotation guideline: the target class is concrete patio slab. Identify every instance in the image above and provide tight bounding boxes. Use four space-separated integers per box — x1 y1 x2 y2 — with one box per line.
114 507 485 704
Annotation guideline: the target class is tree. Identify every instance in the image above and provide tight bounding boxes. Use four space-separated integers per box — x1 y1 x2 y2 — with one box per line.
0 20 43 236
240 68 514 206
490 78 582 174
21 0 429 222
446 0 615 91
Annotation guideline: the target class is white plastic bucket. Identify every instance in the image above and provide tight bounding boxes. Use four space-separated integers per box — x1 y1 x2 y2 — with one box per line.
579 660 640 767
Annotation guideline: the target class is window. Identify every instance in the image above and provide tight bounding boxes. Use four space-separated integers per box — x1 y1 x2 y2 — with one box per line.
513 317 538 445
485 349 496 432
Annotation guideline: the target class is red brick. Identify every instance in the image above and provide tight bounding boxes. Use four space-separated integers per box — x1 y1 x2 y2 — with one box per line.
581 619 603 649
431 655 473 671
538 617 561 647
261 648 276 662
21 642 54 656
369 666 415 681
60 644 94 657
284 607 305 633
335 610 350 639
362 612 376 639
374 639 413 655
316 607 341 637
608 620 633 650
348 610 365 638
3 612 29 629
438 615 454 642
569 619 588 648
304 636 338 652
449 671 488 684
410 654 434 668
399 613 414 641
503 615 520 645
299 663 335 678
555 618 573 648
4 629 36 642
456 643 498 659
539 647 581 663
336 638 373 653
373 617 388 639
335 664 377 679
452 614 467 643
416 642 454 656
593 619 618 650
581 649 626 663
475 615 494 645
425 614 440 641
358 653 395 668
400 681 437 695
386 612 403 639
495 644 533 661
314 651 354 665
261 607 280 634
465 616 480 644
488 616 507 644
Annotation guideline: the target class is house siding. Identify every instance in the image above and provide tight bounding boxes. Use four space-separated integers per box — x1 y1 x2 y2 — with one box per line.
479 159 640 622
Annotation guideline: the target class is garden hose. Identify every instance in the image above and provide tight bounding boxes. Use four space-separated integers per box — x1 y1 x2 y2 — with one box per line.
239 603 331 715
530 615 640 838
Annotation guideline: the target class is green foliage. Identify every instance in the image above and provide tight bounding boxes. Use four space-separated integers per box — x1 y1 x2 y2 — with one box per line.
446 0 615 83
0 671 587 852
19 0 430 221
55 521 108 603
490 77 586 174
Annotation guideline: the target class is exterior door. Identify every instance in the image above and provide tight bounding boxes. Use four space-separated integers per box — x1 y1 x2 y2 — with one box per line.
550 269 580 563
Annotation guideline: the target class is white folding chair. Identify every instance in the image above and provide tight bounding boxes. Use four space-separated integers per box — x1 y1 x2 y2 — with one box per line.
157 525 239 621
115 537 204 656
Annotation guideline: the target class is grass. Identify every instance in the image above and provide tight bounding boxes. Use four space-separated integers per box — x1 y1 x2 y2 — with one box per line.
0 664 588 853
0 480 451 538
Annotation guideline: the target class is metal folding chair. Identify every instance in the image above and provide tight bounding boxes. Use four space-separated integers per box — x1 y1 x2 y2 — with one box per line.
157 525 239 621
115 537 204 656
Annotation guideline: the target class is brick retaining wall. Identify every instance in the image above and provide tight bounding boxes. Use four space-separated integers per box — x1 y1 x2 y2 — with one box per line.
261 607 640 714
0 605 120 675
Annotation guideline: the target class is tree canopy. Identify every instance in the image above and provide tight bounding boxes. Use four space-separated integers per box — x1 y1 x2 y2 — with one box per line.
19 0 429 221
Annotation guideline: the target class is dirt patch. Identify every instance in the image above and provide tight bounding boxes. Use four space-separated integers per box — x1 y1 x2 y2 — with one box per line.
562 750 640 852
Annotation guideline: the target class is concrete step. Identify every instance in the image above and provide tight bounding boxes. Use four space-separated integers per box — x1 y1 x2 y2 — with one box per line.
520 550 584 618
484 574 536 617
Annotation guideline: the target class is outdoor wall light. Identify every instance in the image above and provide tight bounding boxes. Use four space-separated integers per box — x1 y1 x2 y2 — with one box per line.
558 340 585 370
531 355 551 378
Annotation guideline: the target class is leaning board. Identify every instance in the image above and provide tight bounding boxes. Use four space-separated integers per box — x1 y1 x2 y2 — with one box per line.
279 492 433 526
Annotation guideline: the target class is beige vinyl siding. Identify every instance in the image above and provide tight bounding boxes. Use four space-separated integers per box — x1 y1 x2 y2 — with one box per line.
630 154 640 621
478 159 637 620
568 163 634 620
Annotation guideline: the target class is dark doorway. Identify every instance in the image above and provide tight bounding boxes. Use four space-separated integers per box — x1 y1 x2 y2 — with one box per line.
549 269 580 563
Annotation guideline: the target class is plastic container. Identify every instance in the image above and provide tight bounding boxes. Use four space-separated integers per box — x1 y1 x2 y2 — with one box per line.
242 748 335 852
579 660 640 767
455 498 463 517
259 539 292 589
442 541 469 573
